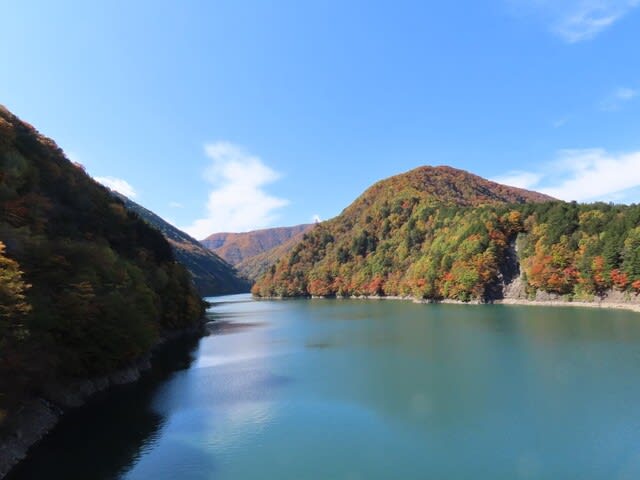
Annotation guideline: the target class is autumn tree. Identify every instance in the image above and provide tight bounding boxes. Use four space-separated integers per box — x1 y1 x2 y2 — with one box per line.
0 241 31 342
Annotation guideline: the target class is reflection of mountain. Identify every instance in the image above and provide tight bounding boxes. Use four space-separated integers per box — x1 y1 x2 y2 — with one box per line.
5 334 204 480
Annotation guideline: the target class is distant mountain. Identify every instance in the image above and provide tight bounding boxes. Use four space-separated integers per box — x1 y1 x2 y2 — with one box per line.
202 224 313 279
114 193 250 296
235 227 311 281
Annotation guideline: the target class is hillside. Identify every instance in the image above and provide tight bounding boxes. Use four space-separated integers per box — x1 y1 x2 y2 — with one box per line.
253 165 640 302
202 224 313 276
0 106 204 420
113 193 250 296
235 227 311 281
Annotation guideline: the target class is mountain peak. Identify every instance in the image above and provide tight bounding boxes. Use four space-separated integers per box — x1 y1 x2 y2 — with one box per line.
365 165 554 207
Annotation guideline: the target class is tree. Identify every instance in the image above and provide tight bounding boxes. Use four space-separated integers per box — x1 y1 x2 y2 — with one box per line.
623 228 640 280
0 241 31 342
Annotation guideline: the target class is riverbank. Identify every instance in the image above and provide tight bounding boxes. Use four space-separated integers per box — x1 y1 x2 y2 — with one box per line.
273 290 640 314
0 324 207 479
494 297 640 313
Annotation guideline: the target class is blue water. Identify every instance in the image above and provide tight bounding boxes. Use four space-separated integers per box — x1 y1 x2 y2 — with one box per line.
9 294 640 479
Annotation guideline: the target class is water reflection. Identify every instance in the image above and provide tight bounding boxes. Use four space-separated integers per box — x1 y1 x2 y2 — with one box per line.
10 295 640 479
6 333 203 480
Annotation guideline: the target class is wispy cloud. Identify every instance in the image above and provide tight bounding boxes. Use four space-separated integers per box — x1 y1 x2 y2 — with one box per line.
182 142 288 238
511 0 639 43
493 171 543 190
600 86 638 110
169 201 183 208
552 116 569 128
312 214 322 223
494 148 640 202
95 176 137 198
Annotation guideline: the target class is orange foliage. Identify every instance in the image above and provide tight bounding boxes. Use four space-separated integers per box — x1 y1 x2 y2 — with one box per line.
366 276 385 296
308 278 332 297
610 269 629 290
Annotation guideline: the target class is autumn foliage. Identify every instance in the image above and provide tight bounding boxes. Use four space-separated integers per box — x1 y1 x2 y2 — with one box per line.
0 106 205 414
253 168 640 304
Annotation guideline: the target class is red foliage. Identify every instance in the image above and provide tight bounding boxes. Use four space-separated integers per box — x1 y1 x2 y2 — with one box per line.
610 269 629 290
308 278 332 297
366 276 385 296
591 256 611 294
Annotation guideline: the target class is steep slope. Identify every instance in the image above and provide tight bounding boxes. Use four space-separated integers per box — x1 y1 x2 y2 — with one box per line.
253 165 557 299
0 106 204 425
235 227 310 281
113 193 250 296
202 224 313 266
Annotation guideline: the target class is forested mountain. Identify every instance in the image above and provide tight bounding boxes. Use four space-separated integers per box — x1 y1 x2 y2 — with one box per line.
202 224 312 266
0 106 204 418
254 166 640 302
113 193 250 296
235 228 311 281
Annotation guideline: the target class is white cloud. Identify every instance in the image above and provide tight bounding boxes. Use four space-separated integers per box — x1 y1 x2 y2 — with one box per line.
552 116 569 128
616 87 638 100
494 148 640 202
312 214 322 223
95 176 137 198
182 142 289 238
169 201 183 208
492 171 543 189
601 86 638 110
541 149 640 201
511 0 639 43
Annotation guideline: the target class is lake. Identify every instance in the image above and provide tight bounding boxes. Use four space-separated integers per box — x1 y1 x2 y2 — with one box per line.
8 294 640 479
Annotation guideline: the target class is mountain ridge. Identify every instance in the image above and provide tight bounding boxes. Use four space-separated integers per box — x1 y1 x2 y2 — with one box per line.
201 224 313 279
112 193 250 296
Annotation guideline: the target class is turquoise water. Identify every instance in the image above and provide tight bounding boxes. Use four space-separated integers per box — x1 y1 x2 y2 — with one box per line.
9 294 640 479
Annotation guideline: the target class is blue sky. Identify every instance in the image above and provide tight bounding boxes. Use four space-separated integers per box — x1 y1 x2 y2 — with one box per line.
2 1 640 237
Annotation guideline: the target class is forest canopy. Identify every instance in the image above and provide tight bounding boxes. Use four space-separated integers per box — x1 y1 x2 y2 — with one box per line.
0 106 205 414
253 167 640 303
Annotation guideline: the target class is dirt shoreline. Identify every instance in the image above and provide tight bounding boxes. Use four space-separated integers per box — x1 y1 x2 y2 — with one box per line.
264 293 640 314
494 297 640 313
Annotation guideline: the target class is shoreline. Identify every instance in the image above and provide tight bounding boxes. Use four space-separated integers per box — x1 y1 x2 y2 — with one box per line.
0 323 206 479
494 297 640 314
260 293 640 314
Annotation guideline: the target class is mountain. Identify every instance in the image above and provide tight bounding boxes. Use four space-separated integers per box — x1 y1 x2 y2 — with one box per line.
202 224 313 279
113 193 250 296
0 106 204 425
235 227 311 281
202 224 312 265
253 165 640 301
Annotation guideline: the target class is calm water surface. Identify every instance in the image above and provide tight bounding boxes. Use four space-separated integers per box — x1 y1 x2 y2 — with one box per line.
9 294 640 479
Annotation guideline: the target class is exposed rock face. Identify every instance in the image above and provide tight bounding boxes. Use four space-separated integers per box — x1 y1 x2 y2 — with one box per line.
0 357 152 478
502 276 527 300
486 238 521 301
498 237 640 307
0 399 58 476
